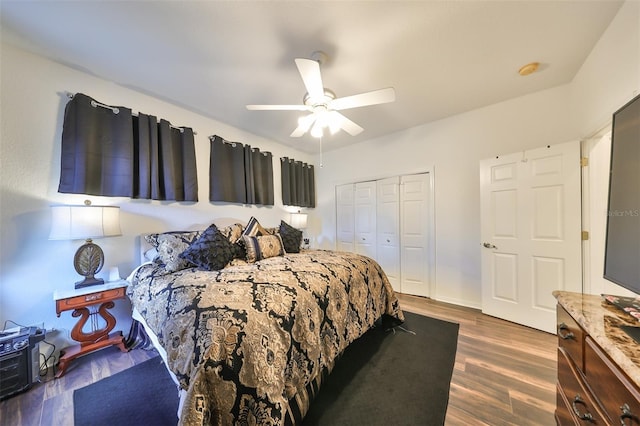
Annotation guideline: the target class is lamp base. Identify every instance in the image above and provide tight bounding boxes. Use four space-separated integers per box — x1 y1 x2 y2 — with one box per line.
75 276 105 289
73 239 105 289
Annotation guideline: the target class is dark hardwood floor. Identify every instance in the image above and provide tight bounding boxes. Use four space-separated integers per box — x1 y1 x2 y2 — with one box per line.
0 295 557 425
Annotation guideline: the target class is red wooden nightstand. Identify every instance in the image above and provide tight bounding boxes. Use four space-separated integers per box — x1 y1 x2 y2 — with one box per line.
53 280 129 378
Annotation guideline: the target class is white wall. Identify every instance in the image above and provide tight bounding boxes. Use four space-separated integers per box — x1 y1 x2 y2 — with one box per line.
312 0 640 308
313 85 575 308
0 44 313 350
571 0 640 296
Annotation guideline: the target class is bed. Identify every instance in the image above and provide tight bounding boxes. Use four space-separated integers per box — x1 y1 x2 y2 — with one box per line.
126 218 403 425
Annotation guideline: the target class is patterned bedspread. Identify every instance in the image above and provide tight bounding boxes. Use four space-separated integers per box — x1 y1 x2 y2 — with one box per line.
127 250 403 425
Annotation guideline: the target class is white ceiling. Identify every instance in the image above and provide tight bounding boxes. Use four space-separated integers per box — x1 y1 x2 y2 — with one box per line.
0 1 623 153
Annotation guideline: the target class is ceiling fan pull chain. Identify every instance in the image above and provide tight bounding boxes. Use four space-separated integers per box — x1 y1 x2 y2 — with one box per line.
320 136 323 168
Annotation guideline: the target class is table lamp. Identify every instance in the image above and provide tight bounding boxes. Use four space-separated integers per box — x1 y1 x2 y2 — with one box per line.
290 212 309 248
49 200 121 289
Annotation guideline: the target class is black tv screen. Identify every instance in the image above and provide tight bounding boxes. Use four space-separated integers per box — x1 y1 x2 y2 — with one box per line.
604 93 640 293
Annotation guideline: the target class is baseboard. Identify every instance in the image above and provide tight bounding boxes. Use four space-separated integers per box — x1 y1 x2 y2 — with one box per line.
433 295 482 310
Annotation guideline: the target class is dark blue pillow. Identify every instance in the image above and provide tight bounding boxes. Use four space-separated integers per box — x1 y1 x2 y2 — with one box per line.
279 220 303 253
179 224 234 271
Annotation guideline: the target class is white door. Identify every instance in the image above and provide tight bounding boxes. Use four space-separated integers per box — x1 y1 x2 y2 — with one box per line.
400 173 431 297
354 181 377 259
336 183 354 252
377 177 401 291
480 141 582 333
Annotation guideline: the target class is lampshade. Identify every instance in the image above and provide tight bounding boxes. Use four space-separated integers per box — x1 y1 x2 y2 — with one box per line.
49 203 122 289
290 212 308 229
49 205 121 240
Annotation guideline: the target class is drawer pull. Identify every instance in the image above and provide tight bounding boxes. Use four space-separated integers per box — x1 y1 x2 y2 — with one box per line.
620 403 638 425
572 394 594 422
558 322 575 340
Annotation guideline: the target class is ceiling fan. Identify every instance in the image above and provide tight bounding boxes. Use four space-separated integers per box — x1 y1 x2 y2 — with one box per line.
246 51 395 138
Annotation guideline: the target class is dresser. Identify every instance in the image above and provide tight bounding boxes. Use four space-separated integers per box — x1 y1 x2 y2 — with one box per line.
554 291 640 425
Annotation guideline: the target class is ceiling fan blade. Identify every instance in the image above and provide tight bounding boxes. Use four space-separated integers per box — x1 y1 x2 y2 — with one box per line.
329 111 364 136
290 114 316 137
246 104 310 111
331 87 396 111
295 58 324 99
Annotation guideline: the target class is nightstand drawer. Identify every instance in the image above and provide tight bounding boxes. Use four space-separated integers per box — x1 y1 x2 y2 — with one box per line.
56 287 125 314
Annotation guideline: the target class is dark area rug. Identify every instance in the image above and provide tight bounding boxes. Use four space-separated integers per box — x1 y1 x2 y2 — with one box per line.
73 311 459 426
302 311 459 426
73 357 178 426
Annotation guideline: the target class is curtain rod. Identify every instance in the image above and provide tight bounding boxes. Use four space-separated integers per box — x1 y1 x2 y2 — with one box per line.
209 135 270 156
65 92 197 135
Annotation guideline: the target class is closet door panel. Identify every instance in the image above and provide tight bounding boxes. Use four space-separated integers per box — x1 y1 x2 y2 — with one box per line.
336 183 355 252
377 177 400 291
400 173 431 297
354 181 377 259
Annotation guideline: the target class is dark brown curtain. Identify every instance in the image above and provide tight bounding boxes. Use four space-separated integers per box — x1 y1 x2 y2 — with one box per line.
60 93 198 201
281 157 315 208
246 147 274 205
134 115 198 201
209 135 248 203
58 93 134 197
209 135 274 205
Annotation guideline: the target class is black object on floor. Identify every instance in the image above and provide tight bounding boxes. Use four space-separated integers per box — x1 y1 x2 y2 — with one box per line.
73 356 178 426
302 311 459 426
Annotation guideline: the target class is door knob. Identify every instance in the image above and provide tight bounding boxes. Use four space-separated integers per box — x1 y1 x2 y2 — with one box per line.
482 242 498 249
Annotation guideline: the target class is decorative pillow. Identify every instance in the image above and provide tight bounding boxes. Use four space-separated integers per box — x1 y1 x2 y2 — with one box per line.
242 234 285 263
218 223 244 244
279 220 302 253
149 231 202 272
243 216 269 237
264 227 278 235
179 224 234 271
144 230 201 249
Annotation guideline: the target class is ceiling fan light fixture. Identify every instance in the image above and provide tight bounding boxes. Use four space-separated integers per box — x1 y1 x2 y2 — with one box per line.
310 121 324 138
247 53 396 138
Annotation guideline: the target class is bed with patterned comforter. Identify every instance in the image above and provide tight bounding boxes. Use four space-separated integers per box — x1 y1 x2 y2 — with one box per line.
127 248 403 425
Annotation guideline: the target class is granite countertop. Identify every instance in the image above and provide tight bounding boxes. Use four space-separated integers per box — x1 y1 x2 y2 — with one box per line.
553 290 640 388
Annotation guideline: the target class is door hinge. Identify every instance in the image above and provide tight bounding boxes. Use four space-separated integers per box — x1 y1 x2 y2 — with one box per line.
580 157 589 167
582 231 589 241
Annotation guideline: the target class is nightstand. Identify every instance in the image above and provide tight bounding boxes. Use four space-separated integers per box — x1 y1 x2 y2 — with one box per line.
53 280 129 378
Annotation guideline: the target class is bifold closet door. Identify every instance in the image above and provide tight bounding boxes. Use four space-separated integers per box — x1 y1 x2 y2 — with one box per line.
354 181 377 260
377 177 400 291
336 183 355 252
400 173 431 297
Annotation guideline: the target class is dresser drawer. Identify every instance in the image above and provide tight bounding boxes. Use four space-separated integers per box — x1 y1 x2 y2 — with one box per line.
558 305 584 371
584 337 640 425
556 383 579 426
558 347 607 425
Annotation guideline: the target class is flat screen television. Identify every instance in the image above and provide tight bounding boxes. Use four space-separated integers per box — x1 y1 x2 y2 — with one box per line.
604 93 640 297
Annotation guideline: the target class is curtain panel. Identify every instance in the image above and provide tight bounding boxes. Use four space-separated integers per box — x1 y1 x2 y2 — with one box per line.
134 115 198 201
59 93 135 197
209 135 248 203
281 157 316 208
209 135 274 205
59 93 197 201
246 147 274 206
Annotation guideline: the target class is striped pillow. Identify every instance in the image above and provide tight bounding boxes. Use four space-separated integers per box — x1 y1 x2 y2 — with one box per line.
243 216 268 237
242 234 285 263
